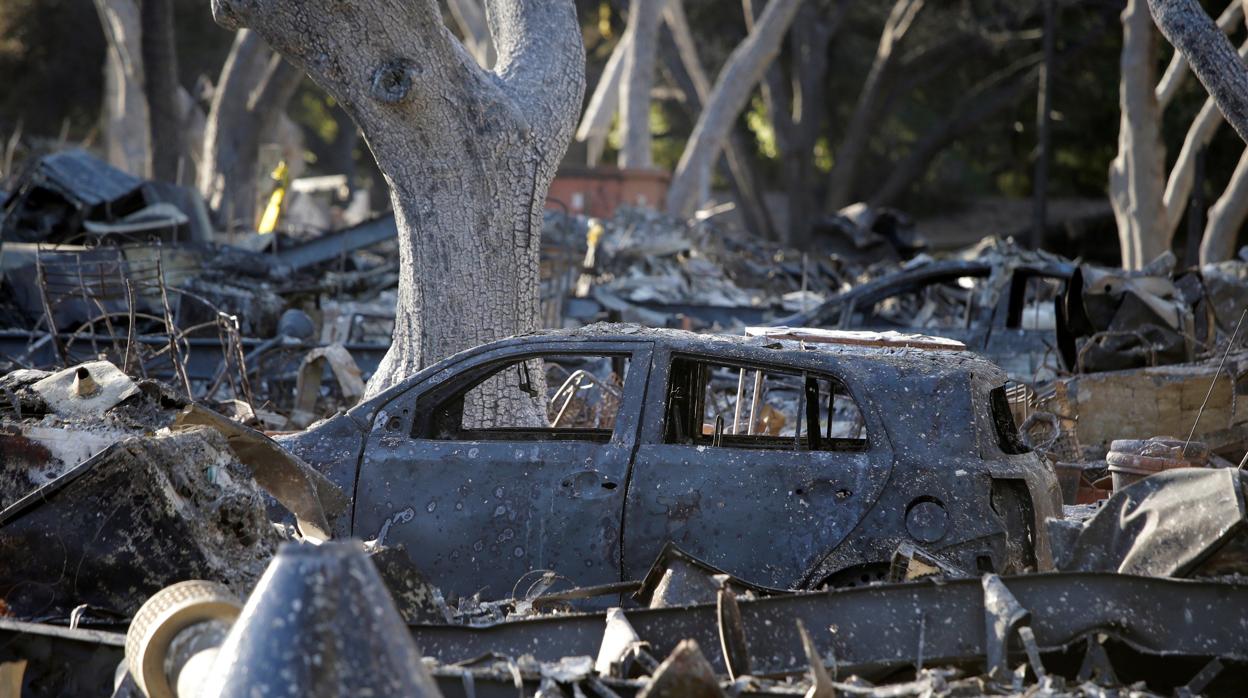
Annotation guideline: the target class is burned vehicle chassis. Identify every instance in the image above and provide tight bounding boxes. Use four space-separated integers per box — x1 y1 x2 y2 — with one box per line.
281 326 1061 601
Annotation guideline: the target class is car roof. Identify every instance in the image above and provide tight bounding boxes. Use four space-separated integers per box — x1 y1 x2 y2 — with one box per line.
512 323 1007 383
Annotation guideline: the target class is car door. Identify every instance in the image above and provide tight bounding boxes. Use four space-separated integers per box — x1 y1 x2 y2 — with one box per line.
982 269 1069 380
353 341 651 602
621 347 895 588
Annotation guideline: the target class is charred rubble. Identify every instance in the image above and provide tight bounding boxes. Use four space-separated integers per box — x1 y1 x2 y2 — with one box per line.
2 150 1248 696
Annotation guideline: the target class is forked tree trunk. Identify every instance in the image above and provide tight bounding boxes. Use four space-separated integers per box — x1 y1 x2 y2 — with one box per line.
210 0 585 399
619 0 664 168
95 0 151 177
198 30 302 229
1109 0 1168 270
141 0 185 182
824 0 926 212
663 0 776 239
666 0 803 218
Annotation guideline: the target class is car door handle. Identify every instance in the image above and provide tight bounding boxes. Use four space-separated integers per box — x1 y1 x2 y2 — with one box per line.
560 470 619 498
794 479 853 500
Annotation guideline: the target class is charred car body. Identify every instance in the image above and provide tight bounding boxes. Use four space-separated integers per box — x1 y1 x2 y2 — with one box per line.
281 324 1061 601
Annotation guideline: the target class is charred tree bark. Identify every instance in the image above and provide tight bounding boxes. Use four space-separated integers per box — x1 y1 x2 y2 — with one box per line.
824 0 926 212
1110 0 1168 270
666 0 803 218
141 0 184 182
620 0 664 168
95 0 152 177
198 30 302 230
209 0 585 400
1148 0 1248 144
1155 0 1243 107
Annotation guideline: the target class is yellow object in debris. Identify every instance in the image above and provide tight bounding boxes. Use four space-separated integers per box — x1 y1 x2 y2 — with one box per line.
586 218 604 250
257 161 290 234
575 219 606 298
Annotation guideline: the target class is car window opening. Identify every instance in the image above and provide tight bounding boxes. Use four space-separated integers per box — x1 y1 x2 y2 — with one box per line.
990 385 1031 455
664 356 867 452
418 353 630 442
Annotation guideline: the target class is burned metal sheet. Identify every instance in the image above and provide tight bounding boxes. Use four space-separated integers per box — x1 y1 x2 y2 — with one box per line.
0 150 145 244
173 404 348 540
1052 467 1248 577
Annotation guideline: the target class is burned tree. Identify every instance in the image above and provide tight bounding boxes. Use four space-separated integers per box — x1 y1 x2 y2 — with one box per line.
619 0 663 168
198 30 303 230
665 0 803 218
208 0 585 399
94 0 151 178
1110 0 1248 267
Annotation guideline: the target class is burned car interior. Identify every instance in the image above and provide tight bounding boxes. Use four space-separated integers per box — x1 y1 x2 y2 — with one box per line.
417 353 630 442
663 355 868 452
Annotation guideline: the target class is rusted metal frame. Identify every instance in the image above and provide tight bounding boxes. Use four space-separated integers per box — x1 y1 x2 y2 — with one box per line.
410 574 1248 678
32 247 69 366
123 279 141 376
72 262 105 359
154 247 193 398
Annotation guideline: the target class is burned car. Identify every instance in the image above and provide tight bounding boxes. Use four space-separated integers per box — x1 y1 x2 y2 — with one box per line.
281 324 1061 601
774 255 1076 381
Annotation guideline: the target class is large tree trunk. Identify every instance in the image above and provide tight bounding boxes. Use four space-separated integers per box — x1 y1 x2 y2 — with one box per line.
824 0 925 212
1202 147 1248 263
141 0 185 182
1109 0 1168 271
665 0 803 218
1148 0 1248 144
210 0 585 400
95 0 152 177
198 30 302 229
619 0 664 168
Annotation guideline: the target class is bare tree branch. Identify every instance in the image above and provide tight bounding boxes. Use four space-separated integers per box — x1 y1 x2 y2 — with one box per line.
666 0 804 217
1202 147 1248 263
825 0 926 211
447 0 495 68
1161 40 1248 237
1148 0 1248 144
1155 0 1243 107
